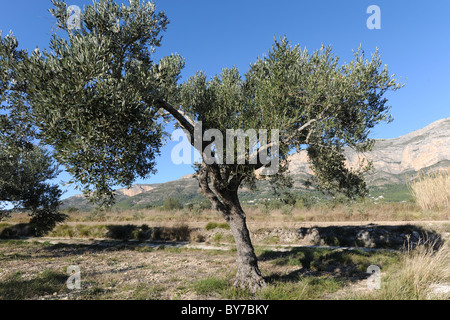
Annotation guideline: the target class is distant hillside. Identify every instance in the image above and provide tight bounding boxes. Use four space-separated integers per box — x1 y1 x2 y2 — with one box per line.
62 118 450 210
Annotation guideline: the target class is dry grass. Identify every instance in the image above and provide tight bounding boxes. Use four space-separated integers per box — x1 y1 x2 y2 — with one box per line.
344 240 450 300
3 200 449 229
409 168 450 211
401 242 450 299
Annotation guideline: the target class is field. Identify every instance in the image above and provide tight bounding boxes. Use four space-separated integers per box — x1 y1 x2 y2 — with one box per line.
0 199 449 300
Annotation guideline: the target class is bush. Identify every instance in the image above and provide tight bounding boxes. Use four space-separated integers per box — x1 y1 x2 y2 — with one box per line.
281 204 293 216
163 197 183 211
64 206 79 214
0 223 33 238
296 193 317 209
186 199 212 215
205 222 230 231
106 224 138 240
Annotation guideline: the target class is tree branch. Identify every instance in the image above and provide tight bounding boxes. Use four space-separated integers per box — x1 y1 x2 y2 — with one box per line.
198 163 227 213
155 99 195 135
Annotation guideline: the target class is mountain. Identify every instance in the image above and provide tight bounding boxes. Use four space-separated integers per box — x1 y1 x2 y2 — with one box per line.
289 117 450 185
62 118 450 210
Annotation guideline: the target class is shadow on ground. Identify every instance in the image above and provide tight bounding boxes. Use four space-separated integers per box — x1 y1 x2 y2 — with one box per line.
258 246 400 285
0 223 443 255
296 224 443 250
0 223 193 242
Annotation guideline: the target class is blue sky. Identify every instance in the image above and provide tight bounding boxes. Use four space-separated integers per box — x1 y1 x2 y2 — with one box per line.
1 0 449 199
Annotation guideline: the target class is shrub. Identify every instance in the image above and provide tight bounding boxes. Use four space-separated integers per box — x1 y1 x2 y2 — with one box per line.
205 222 230 231
281 204 293 216
190 230 205 242
186 199 211 215
0 223 33 238
163 197 183 211
106 224 138 240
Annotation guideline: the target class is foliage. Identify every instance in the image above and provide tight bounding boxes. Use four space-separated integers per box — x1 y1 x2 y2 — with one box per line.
0 0 181 206
0 47 66 234
181 39 402 205
205 221 230 231
162 196 183 211
185 198 212 214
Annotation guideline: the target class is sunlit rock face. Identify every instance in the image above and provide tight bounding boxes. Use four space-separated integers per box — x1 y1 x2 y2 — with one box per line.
287 118 450 185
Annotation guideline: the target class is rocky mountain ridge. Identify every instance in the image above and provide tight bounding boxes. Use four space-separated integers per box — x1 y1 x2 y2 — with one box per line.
290 117 450 185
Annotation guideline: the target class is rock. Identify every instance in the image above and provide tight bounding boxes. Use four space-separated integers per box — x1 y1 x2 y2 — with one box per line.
356 230 375 248
306 228 321 244
428 284 450 298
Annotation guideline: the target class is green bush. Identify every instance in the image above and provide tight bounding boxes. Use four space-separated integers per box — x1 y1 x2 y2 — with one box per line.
205 222 230 231
64 206 79 214
163 197 183 211
295 193 317 209
281 204 293 216
186 199 212 215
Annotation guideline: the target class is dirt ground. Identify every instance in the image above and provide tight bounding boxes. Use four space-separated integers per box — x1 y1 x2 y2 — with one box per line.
0 219 448 300
0 238 304 300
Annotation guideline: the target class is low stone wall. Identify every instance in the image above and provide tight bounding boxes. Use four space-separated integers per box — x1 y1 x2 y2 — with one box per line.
250 224 443 249
1 222 445 251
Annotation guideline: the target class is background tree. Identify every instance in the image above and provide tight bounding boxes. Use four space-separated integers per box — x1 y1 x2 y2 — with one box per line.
0 0 402 291
0 34 65 234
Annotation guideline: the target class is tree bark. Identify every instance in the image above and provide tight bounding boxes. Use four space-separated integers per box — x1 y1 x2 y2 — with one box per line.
197 161 266 292
224 201 266 293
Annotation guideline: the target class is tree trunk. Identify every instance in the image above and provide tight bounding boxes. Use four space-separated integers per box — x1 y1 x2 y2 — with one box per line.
197 165 265 293
222 197 266 293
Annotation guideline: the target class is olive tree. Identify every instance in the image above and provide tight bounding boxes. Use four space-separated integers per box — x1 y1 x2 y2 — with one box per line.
0 34 64 234
0 0 402 291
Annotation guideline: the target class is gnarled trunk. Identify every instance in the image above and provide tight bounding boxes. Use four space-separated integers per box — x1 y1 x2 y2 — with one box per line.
225 202 266 293
198 164 266 293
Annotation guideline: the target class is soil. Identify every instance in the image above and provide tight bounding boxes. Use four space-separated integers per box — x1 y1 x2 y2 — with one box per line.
0 220 448 300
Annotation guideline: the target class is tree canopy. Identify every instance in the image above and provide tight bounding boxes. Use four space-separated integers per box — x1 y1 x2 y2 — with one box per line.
0 72 65 234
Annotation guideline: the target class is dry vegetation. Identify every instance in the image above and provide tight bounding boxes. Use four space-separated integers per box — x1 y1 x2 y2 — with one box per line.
0 238 448 300
1 189 449 300
409 168 450 211
341 240 450 299
4 199 447 228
